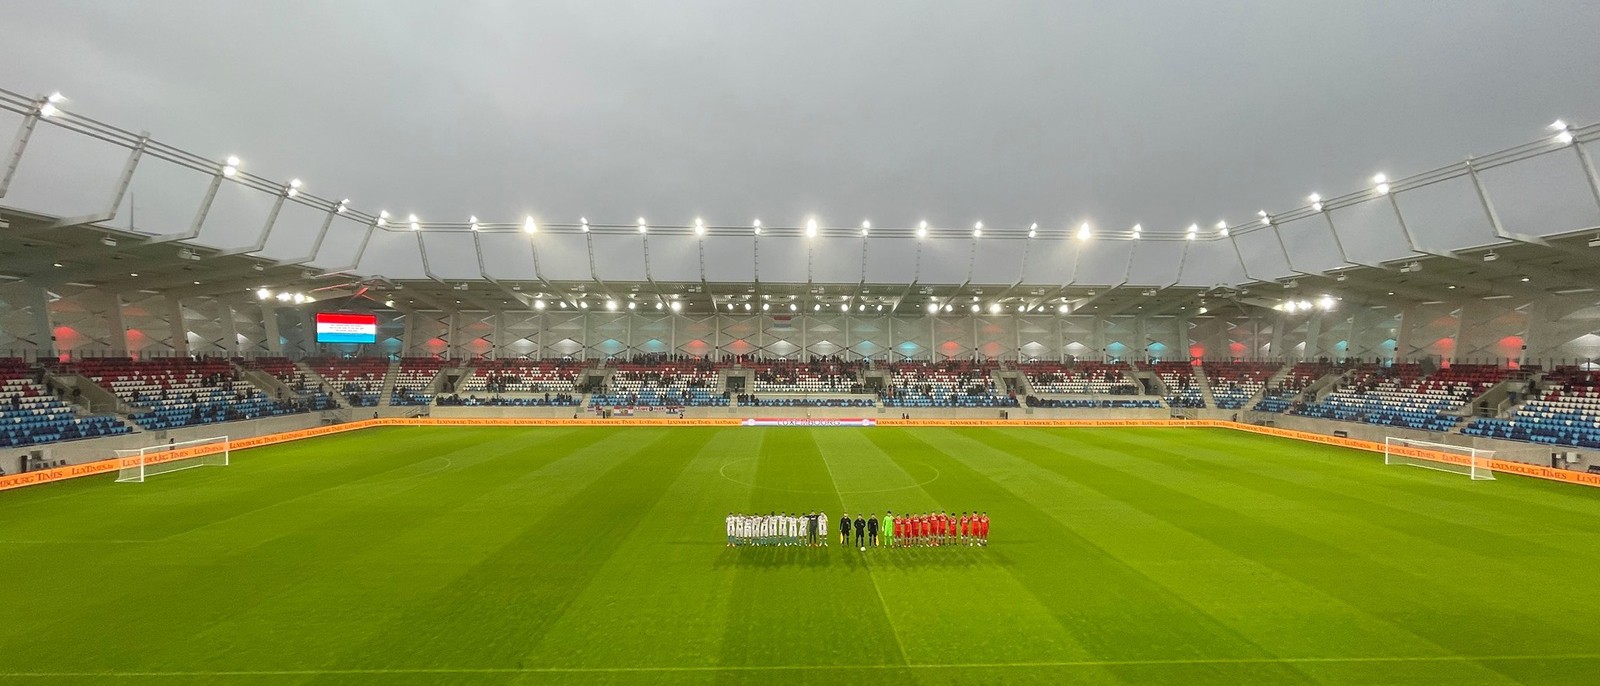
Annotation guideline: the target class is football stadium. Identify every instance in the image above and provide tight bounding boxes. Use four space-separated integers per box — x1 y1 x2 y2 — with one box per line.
3 3 1600 684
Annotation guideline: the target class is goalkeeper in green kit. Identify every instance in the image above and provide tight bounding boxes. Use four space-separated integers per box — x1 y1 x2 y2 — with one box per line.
883 511 895 548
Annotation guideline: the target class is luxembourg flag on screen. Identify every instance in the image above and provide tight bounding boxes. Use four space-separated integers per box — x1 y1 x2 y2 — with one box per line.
316 313 377 344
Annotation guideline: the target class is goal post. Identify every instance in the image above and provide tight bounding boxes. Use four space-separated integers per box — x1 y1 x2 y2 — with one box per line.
114 436 230 483
1384 436 1494 481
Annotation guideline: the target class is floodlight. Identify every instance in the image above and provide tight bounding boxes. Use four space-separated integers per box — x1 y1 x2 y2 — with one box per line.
256 288 271 300
1028 222 1038 238
970 304 979 313
523 216 537 234
470 215 480 231
927 303 938 313
1308 192 1323 212
695 218 705 236
789 303 798 312
1131 223 1142 239
917 221 928 239
744 303 752 311
753 219 762 235
806 218 818 238
39 92 65 117
988 303 1001 314
606 300 618 311
1057 304 1069 313
637 218 648 233
1186 224 1198 240
1373 173 1390 195
287 179 302 197
535 299 546 310
581 217 590 232
1257 210 1269 226
1077 222 1091 240
670 301 682 312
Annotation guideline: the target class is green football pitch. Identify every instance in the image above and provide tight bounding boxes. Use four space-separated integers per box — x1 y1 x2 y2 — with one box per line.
2 426 1599 685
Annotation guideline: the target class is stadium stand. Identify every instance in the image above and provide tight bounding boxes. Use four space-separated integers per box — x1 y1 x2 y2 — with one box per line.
591 358 729 408
1203 362 1281 409
238 357 336 410
736 394 876 408
461 358 581 394
0 359 130 448
749 359 865 394
1292 364 1510 432
881 361 1017 408
1024 397 1163 409
1464 367 1600 448
1020 361 1137 394
391 357 451 406
308 357 387 407
1144 362 1205 408
65 358 305 430
1254 362 1340 413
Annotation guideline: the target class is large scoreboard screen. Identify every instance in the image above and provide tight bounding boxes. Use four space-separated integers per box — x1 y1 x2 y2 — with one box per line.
315 312 377 344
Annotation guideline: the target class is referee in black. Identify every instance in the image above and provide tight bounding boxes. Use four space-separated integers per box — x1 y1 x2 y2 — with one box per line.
854 514 867 548
839 512 852 546
867 513 880 547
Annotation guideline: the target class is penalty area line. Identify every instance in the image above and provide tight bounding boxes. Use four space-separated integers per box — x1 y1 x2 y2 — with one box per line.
6 653 1600 677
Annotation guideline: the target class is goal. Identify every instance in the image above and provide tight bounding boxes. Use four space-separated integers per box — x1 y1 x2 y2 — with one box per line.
114 436 230 483
1384 437 1494 480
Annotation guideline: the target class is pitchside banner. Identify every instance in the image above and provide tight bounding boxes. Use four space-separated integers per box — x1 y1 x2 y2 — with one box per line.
740 418 877 427
315 312 378 344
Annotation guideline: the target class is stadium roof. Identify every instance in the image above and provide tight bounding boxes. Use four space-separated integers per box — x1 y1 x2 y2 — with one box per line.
3 2 1600 312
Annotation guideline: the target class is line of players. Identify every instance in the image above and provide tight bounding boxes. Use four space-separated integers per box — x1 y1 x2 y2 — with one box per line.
724 510 990 548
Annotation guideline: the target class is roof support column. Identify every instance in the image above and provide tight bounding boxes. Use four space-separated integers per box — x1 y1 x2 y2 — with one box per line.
166 294 188 356
262 304 281 355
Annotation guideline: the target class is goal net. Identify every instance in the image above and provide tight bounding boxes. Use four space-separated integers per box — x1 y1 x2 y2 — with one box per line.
1384 437 1494 480
114 436 230 483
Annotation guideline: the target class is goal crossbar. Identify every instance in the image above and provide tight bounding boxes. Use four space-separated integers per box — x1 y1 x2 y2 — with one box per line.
114 436 230 483
1384 436 1494 480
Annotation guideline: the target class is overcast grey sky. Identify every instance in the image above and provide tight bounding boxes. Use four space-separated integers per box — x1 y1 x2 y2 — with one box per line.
3 0 1600 284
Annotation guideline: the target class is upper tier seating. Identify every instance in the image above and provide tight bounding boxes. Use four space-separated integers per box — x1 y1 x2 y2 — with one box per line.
391 358 451 406
1292 364 1508 432
1021 361 1137 395
749 359 866 394
67 358 303 430
1464 368 1600 449
881 361 1017 408
0 360 130 448
1142 362 1204 408
591 360 729 407
461 358 581 394
1254 362 1340 413
1204 362 1281 410
307 358 387 407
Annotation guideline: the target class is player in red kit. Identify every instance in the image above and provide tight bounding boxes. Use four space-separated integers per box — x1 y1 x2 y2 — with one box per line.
979 512 990 545
959 512 971 545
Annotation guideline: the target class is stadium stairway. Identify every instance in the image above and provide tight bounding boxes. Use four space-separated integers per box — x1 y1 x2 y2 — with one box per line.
1241 362 1292 409
376 361 400 407
235 363 298 402
1194 365 1217 408
294 360 335 396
